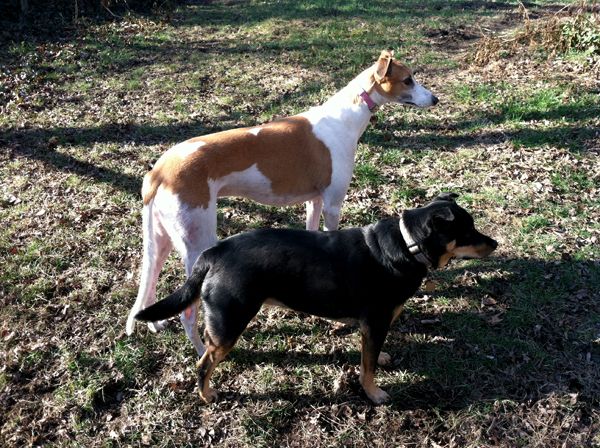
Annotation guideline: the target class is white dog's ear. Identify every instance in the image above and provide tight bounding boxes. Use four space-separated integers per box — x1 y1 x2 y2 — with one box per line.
374 49 394 81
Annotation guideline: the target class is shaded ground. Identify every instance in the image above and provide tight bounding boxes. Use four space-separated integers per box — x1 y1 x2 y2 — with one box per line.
1 0 599 446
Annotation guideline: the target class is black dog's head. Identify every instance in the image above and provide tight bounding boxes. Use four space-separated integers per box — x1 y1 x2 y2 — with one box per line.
402 193 498 268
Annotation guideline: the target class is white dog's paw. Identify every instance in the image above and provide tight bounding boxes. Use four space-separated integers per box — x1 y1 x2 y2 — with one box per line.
147 320 168 333
125 313 140 336
377 352 392 366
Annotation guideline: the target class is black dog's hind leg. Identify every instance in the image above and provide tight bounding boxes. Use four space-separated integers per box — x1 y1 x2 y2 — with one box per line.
359 319 391 404
196 329 234 403
196 297 261 403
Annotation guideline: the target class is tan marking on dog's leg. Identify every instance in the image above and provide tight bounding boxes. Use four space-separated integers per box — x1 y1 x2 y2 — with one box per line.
360 363 390 404
359 323 390 404
392 305 404 323
378 309 402 366
196 331 234 403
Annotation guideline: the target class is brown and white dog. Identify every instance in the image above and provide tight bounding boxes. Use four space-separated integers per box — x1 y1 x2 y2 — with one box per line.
126 49 438 356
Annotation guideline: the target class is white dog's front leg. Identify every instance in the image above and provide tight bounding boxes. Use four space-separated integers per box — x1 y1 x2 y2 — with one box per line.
322 181 349 231
323 205 341 231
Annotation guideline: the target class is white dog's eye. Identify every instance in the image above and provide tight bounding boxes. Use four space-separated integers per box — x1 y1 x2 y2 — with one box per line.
403 77 414 86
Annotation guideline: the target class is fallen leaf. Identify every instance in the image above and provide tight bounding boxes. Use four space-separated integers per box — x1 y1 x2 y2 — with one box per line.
482 297 497 306
423 279 438 292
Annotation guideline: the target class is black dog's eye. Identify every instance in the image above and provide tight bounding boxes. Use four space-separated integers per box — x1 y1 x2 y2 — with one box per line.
403 77 414 86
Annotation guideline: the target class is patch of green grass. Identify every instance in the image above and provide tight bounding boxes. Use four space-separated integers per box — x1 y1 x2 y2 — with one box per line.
453 82 508 104
479 187 508 206
8 40 36 57
521 214 552 233
379 148 408 166
59 353 107 412
390 184 427 205
0 373 7 393
354 162 385 187
502 88 565 122
242 401 296 447
551 167 595 193
124 67 147 90
2 1 599 446
98 47 137 70
113 340 153 382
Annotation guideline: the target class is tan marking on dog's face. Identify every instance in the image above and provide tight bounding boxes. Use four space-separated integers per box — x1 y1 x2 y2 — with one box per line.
438 240 496 268
142 116 332 207
374 49 394 80
437 241 456 268
371 53 414 100
453 243 496 259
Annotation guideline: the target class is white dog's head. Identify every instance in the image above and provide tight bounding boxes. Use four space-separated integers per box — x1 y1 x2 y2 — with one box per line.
372 49 438 108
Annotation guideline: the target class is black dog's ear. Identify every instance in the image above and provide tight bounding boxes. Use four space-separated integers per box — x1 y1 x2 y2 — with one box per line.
435 192 459 202
432 206 455 223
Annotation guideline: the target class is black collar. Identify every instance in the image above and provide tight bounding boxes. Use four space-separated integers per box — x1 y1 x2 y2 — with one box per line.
399 218 433 268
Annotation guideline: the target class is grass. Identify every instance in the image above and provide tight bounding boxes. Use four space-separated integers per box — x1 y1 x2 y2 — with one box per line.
1 0 599 446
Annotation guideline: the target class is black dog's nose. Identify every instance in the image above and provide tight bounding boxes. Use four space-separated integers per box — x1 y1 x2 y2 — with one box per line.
432 95 439 106
491 239 498 250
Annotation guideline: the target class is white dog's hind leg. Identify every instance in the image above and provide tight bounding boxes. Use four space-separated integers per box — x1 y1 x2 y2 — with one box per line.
180 302 204 356
127 202 173 335
306 196 323 231
178 203 219 357
180 240 207 357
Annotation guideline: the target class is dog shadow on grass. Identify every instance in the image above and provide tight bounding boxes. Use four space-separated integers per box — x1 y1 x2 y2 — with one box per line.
207 257 599 411
4 92 597 206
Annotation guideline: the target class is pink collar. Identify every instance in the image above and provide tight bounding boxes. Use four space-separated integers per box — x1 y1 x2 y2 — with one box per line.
359 90 378 112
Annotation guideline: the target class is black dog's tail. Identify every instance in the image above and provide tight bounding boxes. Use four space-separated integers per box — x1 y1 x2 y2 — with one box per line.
135 259 209 322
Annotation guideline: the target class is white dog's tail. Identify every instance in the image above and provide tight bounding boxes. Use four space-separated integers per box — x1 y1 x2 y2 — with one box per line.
126 196 171 335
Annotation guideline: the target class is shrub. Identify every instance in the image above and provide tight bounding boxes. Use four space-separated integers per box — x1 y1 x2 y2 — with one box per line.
473 1 600 67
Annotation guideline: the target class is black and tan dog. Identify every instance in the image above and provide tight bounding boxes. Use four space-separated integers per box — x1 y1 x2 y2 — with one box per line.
136 193 497 404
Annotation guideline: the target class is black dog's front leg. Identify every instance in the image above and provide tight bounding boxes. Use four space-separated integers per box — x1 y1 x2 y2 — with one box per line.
359 319 391 404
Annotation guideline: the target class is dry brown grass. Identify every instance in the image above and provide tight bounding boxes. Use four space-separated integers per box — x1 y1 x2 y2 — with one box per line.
473 0 600 71
1 1 599 446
